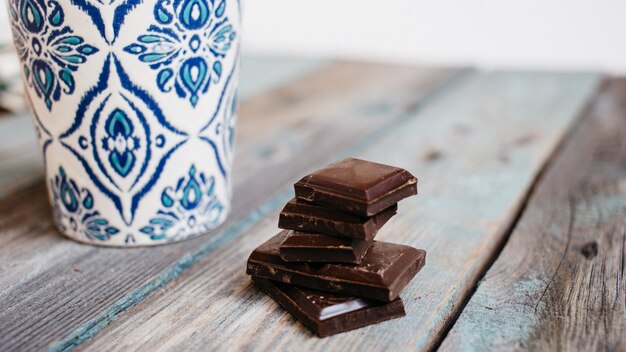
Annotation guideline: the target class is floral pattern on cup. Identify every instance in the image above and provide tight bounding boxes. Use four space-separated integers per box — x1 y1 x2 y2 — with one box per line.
140 164 223 241
50 166 120 241
8 0 240 246
7 0 99 110
123 0 236 107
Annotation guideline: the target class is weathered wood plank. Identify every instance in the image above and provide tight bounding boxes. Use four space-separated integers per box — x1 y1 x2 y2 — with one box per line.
0 63 457 351
0 50 25 113
0 57 327 200
0 111 41 199
239 57 328 100
440 79 626 352
77 72 600 352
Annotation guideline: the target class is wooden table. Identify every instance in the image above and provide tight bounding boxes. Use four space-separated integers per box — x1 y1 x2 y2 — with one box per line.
0 58 624 352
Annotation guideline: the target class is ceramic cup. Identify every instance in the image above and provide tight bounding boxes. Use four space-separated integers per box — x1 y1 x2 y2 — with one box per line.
7 0 240 246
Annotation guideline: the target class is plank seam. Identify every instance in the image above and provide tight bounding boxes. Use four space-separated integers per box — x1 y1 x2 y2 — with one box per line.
533 197 576 312
47 69 470 352
430 77 606 352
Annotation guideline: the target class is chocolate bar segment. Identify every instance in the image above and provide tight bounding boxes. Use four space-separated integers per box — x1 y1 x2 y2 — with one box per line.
247 231 426 301
294 158 417 216
279 230 371 264
252 277 406 337
279 198 397 241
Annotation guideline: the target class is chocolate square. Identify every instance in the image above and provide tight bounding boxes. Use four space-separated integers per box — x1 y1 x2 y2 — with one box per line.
247 231 426 301
252 277 406 337
294 158 417 216
279 198 397 241
279 230 371 264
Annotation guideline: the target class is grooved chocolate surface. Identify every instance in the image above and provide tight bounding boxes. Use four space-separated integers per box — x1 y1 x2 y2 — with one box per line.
279 199 397 240
279 230 371 264
251 277 406 337
247 231 427 301
294 158 417 216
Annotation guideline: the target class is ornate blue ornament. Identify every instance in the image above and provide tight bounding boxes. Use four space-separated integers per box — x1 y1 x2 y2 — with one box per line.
60 54 188 225
102 108 140 177
140 164 223 240
124 0 236 107
50 166 120 241
7 0 98 110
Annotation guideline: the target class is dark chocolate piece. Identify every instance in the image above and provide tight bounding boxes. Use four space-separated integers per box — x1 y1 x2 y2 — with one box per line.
247 231 426 301
252 277 406 337
279 198 397 241
294 158 417 216
279 230 371 264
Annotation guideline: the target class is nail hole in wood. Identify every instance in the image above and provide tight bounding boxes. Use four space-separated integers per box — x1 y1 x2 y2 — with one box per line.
580 241 598 259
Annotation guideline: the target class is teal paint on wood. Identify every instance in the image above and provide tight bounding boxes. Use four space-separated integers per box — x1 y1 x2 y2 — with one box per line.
440 79 626 352
49 188 295 352
350 72 601 351
78 72 600 352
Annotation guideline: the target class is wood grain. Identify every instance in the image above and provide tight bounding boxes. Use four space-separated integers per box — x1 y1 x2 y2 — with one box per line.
440 79 626 352
77 72 600 352
0 63 456 351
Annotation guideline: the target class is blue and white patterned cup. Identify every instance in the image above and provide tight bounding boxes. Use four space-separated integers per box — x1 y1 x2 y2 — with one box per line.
7 0 240 246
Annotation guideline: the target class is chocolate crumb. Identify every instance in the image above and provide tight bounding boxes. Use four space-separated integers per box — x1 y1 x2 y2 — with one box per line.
423 149 442 161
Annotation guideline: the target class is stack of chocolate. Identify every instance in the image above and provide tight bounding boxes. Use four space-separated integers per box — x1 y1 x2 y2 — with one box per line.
246 158 427 337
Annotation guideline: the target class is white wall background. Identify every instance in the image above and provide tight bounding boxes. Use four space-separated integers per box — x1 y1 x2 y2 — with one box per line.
2 1 626 73
0 6 10 45
241 0 626 73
